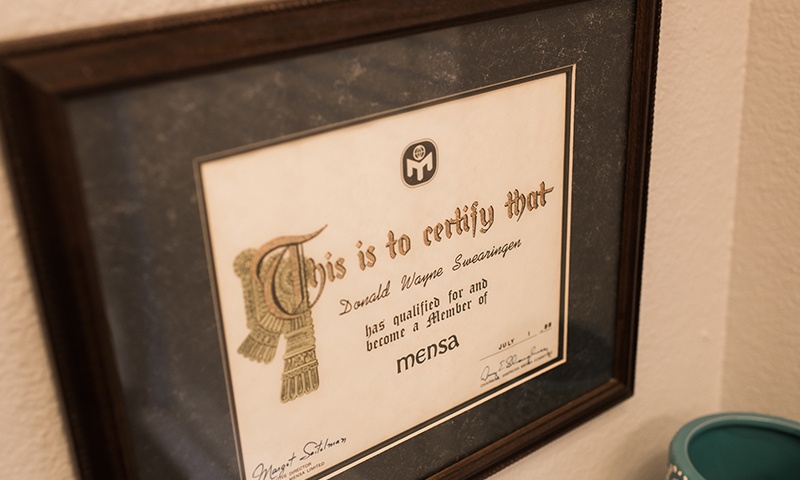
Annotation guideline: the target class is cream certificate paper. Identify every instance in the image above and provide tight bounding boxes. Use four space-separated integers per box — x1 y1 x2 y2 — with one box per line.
198 66 574 480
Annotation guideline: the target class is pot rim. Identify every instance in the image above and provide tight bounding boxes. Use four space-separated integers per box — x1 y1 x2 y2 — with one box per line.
669 412 800 479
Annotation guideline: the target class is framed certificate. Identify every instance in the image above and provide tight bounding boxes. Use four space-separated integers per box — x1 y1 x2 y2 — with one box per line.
0 1 660 479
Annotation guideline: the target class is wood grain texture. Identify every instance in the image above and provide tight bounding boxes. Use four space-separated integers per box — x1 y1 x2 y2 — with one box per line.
1 0 577 94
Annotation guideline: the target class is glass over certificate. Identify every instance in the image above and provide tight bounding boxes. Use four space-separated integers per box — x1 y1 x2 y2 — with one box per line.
197 65 574 480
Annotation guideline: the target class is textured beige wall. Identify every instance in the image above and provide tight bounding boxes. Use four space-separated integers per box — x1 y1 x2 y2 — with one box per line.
722 0 800 420
0 154 77 478
0 1 752 478
0 48 75 480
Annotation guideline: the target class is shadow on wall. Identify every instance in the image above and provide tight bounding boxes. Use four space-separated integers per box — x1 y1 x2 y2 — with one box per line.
600 415 681 478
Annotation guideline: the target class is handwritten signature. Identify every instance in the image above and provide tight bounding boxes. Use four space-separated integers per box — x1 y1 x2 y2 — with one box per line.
252 436 346 480
480 345 553 383
301 437 346 460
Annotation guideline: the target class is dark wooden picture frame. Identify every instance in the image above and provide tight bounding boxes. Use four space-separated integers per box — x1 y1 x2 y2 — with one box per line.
0 1 660 478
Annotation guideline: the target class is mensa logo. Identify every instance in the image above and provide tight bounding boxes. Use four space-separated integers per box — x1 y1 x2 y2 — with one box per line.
402 140 438 187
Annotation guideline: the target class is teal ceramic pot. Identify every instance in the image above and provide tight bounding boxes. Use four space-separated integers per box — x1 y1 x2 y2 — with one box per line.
667 412 800 480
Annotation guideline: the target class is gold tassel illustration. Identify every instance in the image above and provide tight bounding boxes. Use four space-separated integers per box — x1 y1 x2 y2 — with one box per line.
233 229 324 402
234 249 284 363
